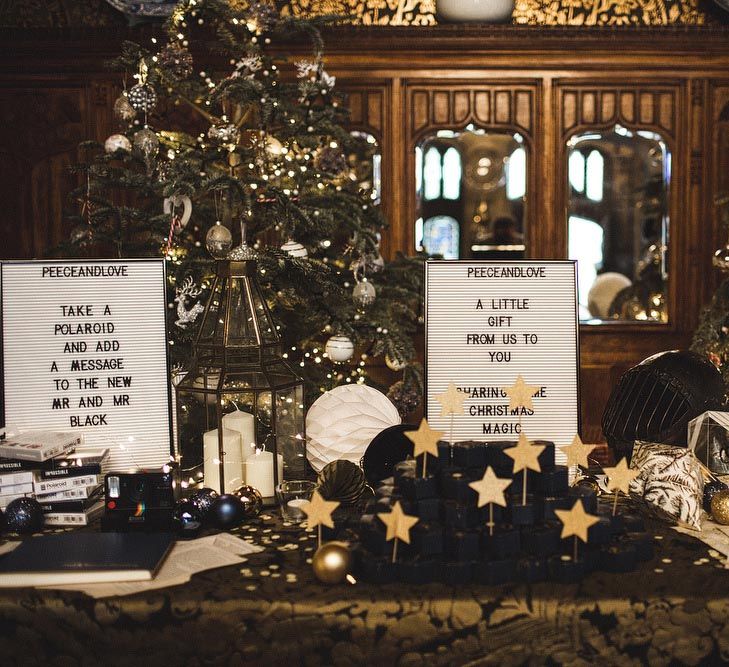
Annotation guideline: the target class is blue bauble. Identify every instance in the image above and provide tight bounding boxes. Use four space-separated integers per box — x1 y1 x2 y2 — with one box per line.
189 487 218 518
210 494 245 530
5 497 44 534
173 500 203 538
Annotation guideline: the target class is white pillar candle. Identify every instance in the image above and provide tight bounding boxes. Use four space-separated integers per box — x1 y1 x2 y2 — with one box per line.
243 451 284 498
221 410 256 461
203 428 244 493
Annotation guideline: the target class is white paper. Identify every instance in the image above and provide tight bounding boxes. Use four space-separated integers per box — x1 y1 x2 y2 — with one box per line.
42 533 262 598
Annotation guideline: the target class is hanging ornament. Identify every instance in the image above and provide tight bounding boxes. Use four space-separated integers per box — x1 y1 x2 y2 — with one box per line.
133 128 159 173
387 380 419 418
174 276 205 329
158 42 193 79
315 145 346 174
281 239 308 259
163 194 192 228
4 498 44 534
352 279 376 309
113 93 136 122
243 1 278 34
205 223 233 259
264 135 284 158
208 123 240 148
128 59 157 113
128 83 157 113
104 133 132 154
311 541 352 584
163 194 192 253
228 219 258 261
325 335 354 363
385 354 407 372
714 246 729 272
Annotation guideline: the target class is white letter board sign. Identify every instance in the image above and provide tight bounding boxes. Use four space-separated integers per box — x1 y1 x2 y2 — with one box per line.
1 259 173 471
425 260 579 455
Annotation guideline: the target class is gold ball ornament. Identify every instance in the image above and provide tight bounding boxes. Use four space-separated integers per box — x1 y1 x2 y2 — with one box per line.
711 489 729 525
311 541 352 584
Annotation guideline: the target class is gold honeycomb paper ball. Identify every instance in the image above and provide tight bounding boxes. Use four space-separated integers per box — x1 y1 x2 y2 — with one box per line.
711 489 729 525
312 541 352 584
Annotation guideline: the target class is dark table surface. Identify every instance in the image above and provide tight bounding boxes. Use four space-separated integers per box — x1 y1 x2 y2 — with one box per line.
1 508 729 667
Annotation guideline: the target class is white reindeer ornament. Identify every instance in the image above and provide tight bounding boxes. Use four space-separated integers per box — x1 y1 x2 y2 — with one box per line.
174 276 205 329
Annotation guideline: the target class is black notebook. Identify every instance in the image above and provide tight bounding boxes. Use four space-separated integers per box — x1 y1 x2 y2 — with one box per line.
0 533 174 587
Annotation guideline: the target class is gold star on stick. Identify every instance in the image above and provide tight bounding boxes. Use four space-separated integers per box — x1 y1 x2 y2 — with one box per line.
405 419 444 478
555 498 600 562
603 457 640 516
435 382 468 448
503 375 541 411
377 500 419 563
469 466 512 536
558 434 597 469
435 382 467 417
302 490 340 547
505 432 545 505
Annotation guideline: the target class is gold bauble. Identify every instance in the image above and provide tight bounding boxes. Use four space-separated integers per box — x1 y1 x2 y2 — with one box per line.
311 541 351 584
711 490 729 525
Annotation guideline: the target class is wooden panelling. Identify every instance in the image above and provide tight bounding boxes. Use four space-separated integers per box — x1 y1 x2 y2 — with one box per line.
4 26 729 440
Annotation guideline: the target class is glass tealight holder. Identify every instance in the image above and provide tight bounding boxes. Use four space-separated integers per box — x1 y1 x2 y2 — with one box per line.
276 480 316 523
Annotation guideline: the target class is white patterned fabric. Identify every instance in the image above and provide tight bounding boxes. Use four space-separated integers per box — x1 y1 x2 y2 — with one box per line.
629 441 704 529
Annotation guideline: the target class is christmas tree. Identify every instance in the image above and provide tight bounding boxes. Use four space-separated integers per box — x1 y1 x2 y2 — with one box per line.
691 193 729 399
63 0 424 415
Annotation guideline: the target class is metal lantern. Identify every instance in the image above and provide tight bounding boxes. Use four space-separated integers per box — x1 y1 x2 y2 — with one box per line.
175 257 306 502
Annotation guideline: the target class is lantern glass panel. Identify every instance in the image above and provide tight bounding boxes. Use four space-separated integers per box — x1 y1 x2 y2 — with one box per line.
274 384 307 479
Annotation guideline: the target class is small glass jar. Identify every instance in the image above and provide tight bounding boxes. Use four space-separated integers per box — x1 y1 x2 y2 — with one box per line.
276 480 316 523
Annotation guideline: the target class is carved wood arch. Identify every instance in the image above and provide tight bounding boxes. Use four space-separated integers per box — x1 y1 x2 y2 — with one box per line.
554 80 683 332
403 80 541 257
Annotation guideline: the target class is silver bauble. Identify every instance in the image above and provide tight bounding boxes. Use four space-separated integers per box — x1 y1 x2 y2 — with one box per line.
113 93 137 122
281 239 308 258
208 123 240 147
127 83 157 113
133 128 159 160
353 280 376 308
206 224 233 259
104 133 132 154
325 335 354 363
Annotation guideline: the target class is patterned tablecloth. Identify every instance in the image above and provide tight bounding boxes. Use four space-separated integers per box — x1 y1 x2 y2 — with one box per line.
1 512 729 667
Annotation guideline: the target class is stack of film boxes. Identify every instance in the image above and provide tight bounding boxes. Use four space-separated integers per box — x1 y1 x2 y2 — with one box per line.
0 431 108 527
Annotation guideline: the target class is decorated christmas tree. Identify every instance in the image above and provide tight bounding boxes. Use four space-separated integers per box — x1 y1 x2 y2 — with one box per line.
63 0 424 413
691 193 729 399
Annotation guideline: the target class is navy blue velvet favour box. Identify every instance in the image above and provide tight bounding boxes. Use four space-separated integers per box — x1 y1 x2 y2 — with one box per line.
443 501 483 530
399 473 438 501
483 441 516 476
482 526 521 559
441 561 473 585
440 469 478 505
549 554 586 583
540 495 572 522
411 523 444 557
452 441 488 468
507 493 537 526
520 523 561 557
568 484 598 514
534 465 569 496
517 556 548 583
398 558 437 584
474 558 515 585
446 530 480 562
